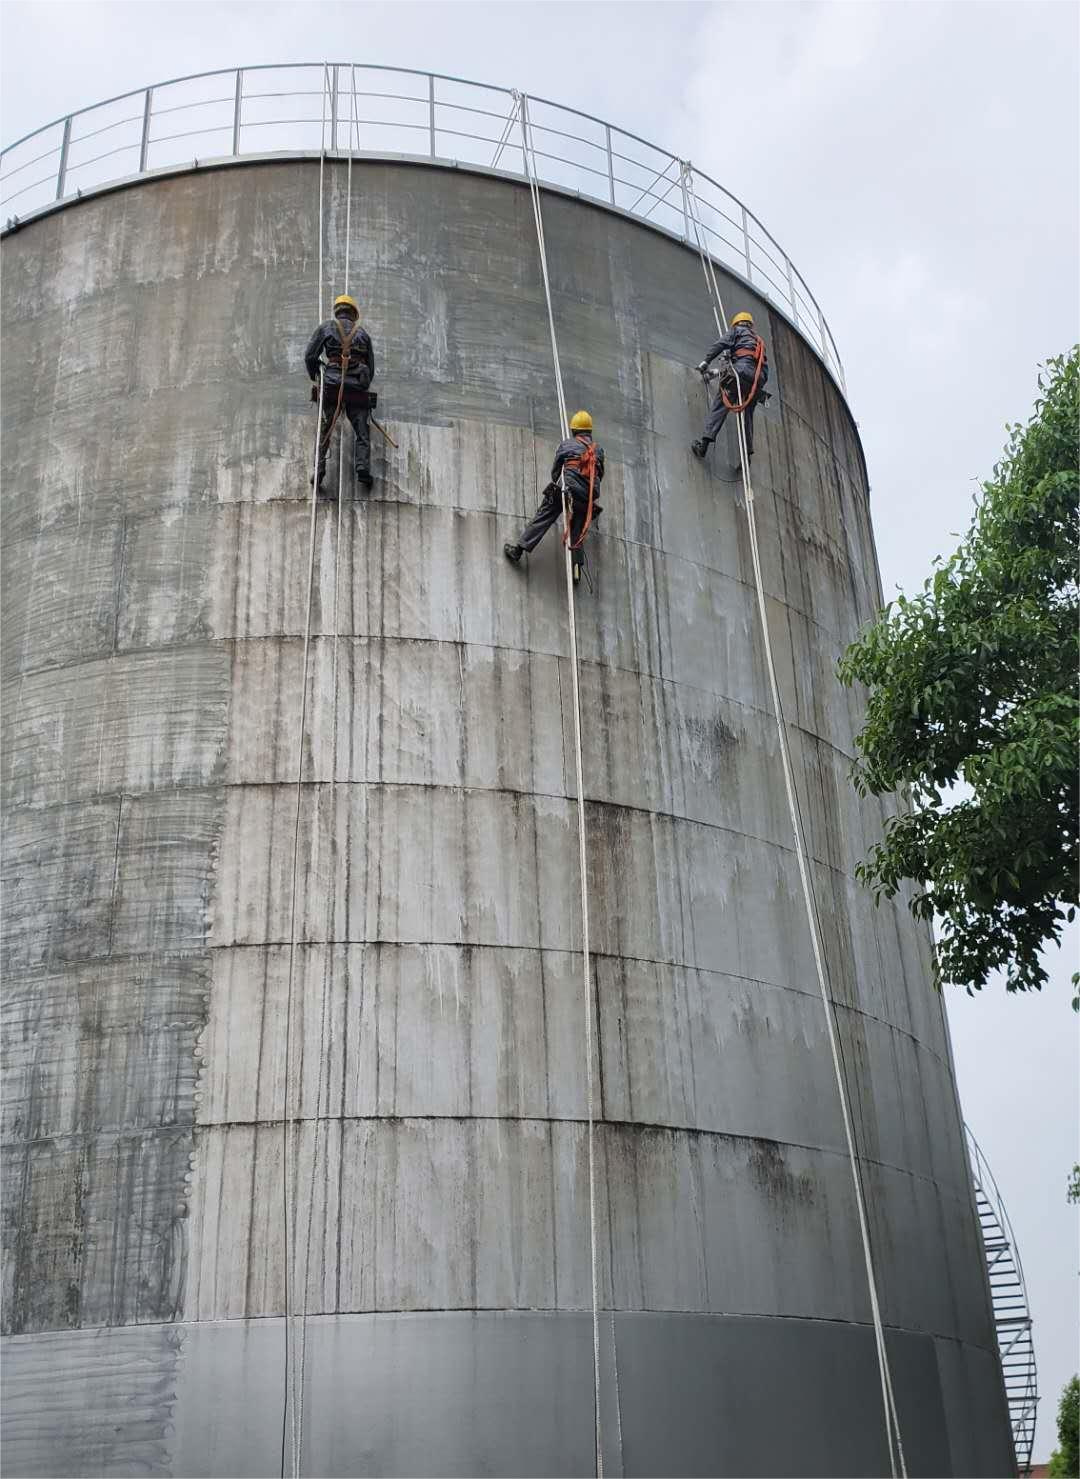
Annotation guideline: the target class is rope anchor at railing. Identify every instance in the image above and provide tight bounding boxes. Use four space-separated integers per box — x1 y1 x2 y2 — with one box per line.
0 67 845 388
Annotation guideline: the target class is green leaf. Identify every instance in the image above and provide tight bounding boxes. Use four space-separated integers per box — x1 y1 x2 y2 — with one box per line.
836 348 1080 998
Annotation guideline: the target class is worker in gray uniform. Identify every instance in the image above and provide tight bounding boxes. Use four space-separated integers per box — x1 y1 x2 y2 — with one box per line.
504 410 605 585
305 293 375 492
691 310 768 461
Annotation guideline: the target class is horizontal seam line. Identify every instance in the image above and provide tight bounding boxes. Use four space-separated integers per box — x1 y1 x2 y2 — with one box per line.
2 1115 975 1202
1 941 948 1071
0 782 865 880
2 497 863 661
1 1308 993 1351
2 631 865 777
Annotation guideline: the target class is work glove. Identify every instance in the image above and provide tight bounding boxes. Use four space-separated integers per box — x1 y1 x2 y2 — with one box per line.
696 360 709 374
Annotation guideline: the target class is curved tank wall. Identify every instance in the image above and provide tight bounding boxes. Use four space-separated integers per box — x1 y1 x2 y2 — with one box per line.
1 158 1012 1478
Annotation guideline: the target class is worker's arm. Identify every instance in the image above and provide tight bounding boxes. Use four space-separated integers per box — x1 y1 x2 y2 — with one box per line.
304 323 326 381
595 446 606 483
698 330 736 370
550 437 574 484
363 333 375 382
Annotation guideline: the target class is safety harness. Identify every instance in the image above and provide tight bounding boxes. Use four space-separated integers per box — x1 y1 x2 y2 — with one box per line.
318 317 365 453
562 435 599 550
720 332 767 412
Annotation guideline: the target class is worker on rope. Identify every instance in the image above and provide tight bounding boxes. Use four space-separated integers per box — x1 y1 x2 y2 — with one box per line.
305 293 376 492
504 410 605 585
691 310 769 462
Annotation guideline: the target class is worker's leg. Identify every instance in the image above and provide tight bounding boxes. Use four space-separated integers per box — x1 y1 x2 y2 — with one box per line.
568 497 586 577
516 483 563 552
736 371 761 457
315 402 337 488
346 397 372 486
566 492 602 583
743 397 757 457
568 492 601 545
693 391 728 457
702 391 729 445
313 379 349 490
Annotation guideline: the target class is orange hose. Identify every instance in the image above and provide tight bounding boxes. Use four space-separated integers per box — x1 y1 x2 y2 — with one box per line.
564 444 597 550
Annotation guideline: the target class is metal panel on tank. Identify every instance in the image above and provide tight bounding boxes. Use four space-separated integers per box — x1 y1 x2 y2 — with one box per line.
1 156 1014 1476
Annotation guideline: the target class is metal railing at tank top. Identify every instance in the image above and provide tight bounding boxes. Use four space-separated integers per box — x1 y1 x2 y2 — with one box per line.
0 62 846 394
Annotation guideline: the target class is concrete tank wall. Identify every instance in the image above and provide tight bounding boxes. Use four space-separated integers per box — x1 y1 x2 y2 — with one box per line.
1 158 1012 1477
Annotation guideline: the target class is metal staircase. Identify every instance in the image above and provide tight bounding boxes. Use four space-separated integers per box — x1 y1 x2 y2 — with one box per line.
966 1125 1038 1474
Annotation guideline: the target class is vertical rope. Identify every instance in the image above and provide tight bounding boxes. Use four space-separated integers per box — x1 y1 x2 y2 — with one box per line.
293 59 364 1479
280 61 331 1479
683 168 907 1479
281 364 326 1479
518 92 605 1479
317 64 328 321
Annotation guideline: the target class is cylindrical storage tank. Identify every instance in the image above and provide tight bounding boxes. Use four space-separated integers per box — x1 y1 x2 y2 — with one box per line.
1 154 1013 1478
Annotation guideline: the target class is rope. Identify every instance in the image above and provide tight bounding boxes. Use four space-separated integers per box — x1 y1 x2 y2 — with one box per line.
293 61 364 1479
563 446 598 551
490 94 521 170
517 91 605 1479
280 61 330 1479
683 165 907 1479
280 362 326 1479
316 64 328 321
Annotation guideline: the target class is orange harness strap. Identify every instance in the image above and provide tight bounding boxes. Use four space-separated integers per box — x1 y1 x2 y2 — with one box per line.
720 333 766 413
562 438 598 550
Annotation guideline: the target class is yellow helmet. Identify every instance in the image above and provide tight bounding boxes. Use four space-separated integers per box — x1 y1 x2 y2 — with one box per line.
731 311 754 326
569 410 593 432
333 294 359 315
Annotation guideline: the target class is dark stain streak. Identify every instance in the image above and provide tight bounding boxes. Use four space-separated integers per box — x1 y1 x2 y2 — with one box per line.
746 1137 817 1211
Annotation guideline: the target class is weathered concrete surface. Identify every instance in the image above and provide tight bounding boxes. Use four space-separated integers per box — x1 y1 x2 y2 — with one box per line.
0 1311 1006 1478
0 158 1012 1475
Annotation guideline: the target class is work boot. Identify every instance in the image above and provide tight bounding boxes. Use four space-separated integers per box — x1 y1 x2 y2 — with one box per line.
503 542 523 565
355 468 374 490
691 438 709 459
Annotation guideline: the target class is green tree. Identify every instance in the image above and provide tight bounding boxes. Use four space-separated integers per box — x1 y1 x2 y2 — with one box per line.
838 350 1079 996
1048 1375 1079 1477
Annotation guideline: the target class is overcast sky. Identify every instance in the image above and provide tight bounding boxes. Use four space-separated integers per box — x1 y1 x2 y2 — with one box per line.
2 0 1077 1460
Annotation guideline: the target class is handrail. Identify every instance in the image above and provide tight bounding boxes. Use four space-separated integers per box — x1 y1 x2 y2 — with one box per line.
965 1123 1038 1474
0 62 847 394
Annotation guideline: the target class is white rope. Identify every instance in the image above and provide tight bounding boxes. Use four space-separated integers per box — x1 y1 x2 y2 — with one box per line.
294 60 364 1479
281 361 326 1479
490 94 521 170
280 62 331 1479
517 91 605 1479
316 64 328 320
683 166 907 1479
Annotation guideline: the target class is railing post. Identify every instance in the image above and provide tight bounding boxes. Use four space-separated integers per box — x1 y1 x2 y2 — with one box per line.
680 162 691 243
605 124 615 205
139 88 153 173
817 305 829 366
330 65 339 151
232 70 243 155
519 93 529 176
786 257 800 329
55 116 72 200
428 75 436 159
740 204 752 284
